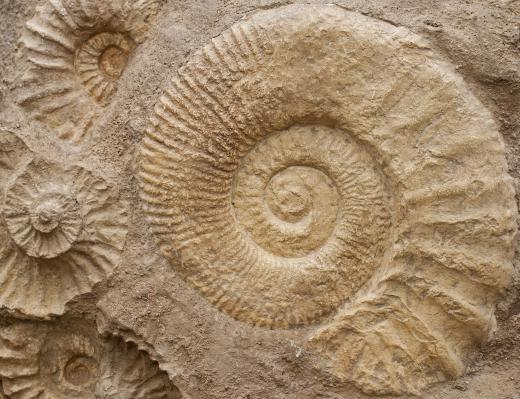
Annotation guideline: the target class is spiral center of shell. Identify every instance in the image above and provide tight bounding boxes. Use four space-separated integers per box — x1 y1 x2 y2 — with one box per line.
31 198 63 233
232 125 387 260
64 356 97 388
99 46 128 79
266 166 337 225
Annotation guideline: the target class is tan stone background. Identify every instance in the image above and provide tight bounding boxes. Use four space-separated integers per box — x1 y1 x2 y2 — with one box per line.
0 0 519 398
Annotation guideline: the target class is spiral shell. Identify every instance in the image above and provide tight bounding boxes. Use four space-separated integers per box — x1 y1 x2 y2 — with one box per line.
18 0 164 143
139 4 518 394
39 328 101 398
5 177 83 259
0 321 181 399
0 130 127 318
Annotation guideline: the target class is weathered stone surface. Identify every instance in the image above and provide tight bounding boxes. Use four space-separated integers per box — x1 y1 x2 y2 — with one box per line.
139 4 517 395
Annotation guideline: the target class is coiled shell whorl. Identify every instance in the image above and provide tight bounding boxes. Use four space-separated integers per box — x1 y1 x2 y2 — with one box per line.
0 322 181 399
139 4 518 394
19 0 164 143
0 130 128 318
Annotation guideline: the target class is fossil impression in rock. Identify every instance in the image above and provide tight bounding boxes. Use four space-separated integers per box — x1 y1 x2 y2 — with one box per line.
0 321 181 398
139 4 518 395
19 0 164 143
0 130 127 318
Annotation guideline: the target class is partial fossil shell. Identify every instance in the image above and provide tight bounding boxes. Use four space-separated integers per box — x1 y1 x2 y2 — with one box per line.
97 336 181 398
0 321 181 398
19 0 164 143
139 4 518 395
0 130 127 318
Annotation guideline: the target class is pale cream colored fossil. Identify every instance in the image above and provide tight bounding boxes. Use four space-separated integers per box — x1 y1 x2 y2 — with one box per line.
0 130 127 318
0 320 181 398
139 4 518 395
18 0 164 143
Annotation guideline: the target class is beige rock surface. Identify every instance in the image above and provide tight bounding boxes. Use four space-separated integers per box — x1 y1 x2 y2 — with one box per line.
0 1 520 398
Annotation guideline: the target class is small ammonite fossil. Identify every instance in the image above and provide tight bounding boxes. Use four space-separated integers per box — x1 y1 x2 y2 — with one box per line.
18 0 165 143
0 320 181 398
76 32 136 103
139 4 518 395
5 182 83 259
0 130 127 318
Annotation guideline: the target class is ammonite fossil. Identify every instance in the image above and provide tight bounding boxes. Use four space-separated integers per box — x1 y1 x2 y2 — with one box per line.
19 0 164 143
139 4 518 395
0 130 127 318
0 321 181 398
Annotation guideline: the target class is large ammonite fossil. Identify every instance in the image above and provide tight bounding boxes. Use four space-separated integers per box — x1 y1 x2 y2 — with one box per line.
0 130 127 318
139 4 518 395
18 0 164 143
0 321 181 398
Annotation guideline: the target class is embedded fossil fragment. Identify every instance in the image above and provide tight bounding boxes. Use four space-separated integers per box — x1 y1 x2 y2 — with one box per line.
0 130 127 318
0 321 181 398
139 4 518 395
18 0 164 143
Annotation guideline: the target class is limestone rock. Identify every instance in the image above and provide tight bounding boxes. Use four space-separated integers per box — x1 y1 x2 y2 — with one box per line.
0 130 128 318
18 0 164 143
139 4 518 395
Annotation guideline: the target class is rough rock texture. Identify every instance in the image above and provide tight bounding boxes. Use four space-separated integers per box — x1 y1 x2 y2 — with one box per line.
0 0 520 398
